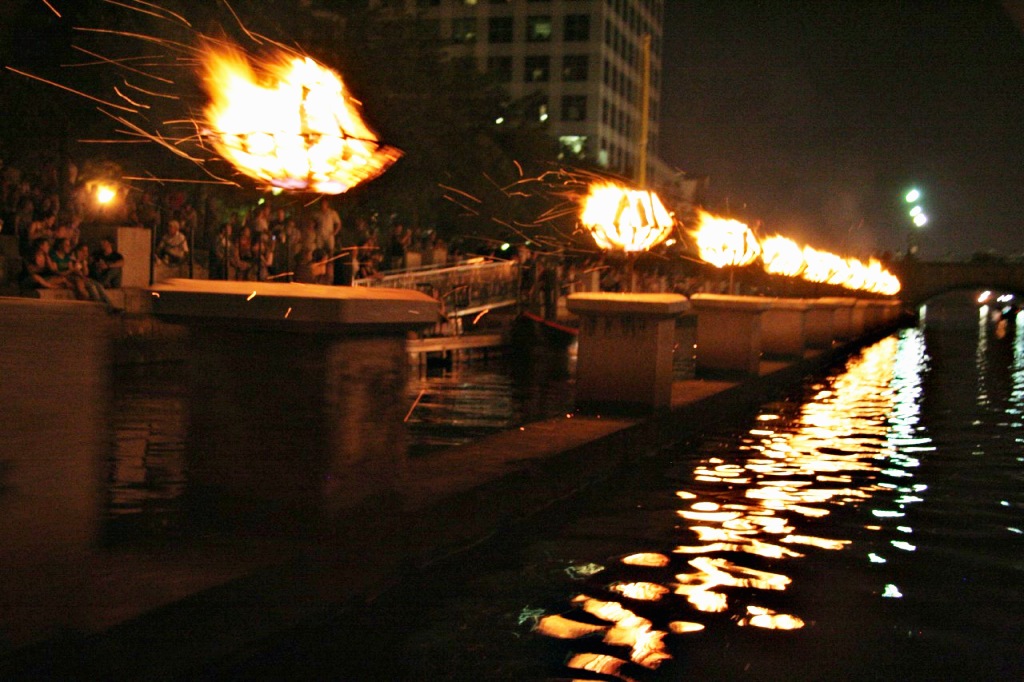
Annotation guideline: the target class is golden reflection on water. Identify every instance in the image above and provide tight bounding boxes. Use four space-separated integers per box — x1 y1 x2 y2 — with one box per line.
535 333 935 672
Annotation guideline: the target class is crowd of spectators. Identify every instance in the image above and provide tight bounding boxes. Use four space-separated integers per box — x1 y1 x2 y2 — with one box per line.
206 199 452 286
0 160 129 308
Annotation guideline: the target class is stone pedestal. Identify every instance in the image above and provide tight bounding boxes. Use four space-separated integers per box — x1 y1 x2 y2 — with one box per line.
690 294 772 376
150 280 438 528
852 299 870 337
567 293 690 410
0 298 112 647
762 298 810 359
117 226 153 288
819 297 857 341
805 298 839 349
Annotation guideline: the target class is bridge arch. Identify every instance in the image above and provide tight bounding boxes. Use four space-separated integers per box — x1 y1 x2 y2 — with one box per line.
891 261 1024 306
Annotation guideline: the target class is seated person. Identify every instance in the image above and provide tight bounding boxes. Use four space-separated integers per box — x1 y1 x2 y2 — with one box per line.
71 242 114 307
92 237 125 288
155 219 189 265
19 241 83 297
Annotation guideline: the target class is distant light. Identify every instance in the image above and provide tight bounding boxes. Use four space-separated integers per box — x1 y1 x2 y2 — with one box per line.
882 584 903 598
258 197 266 205
271 187 283 196
495 116 505 125
665 238 677 247
909 205 922 217
978 291 991 303
500 242 511 251
913 213 928 227
905 189 920 203
891 540 917 551
868 553 887 564
539 112 549 122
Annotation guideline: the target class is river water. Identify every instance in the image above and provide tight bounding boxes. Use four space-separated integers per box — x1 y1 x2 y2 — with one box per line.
108 296 1023 680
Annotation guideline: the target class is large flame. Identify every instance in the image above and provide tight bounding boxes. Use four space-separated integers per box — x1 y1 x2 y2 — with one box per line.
693 211 762 268
761 235 806 277
579 182 675 252
691 211 900 295
200 43 401 194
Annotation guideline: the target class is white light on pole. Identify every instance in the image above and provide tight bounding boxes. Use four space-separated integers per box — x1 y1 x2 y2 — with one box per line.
913 213 928 227
905 189 921 203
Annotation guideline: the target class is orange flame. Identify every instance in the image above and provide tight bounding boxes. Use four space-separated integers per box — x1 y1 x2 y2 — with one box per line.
761 235 806 277
579 182 675 252
200 43 401 194
692 210 761 268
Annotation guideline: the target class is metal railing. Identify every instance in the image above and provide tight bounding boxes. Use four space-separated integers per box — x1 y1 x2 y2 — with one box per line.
353 257 519 317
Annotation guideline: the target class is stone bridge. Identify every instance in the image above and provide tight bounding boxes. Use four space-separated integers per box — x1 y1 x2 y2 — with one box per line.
890 260 1024 306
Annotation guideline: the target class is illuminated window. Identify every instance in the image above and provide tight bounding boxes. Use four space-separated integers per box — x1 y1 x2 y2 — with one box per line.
562 95 587 121
558 135 588 160
452 17 477 43
487 56 513 83
562 54 588 81
524 55 550 82
526 15 553 41
529 99 549 122
488 16 513 43
564 14 590 41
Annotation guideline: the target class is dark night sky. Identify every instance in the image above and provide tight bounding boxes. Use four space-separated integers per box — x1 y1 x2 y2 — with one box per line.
659 0 1024 260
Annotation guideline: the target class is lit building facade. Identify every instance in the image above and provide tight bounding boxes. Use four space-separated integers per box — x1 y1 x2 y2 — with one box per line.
369 0 665 184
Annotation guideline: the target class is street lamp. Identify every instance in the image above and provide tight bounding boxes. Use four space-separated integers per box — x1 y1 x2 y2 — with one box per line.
905 188 921 203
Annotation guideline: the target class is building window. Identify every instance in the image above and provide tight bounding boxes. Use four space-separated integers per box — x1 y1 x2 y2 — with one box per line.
488 16 513 43
528 99 550 123
526 15 553 42
487 55 513 83
416 18 441 39
561 95 587 121
564 14 591 41
453 56 477 74
558 135 588 161
451 17 478 43
524 55 550 82
561 54 588 81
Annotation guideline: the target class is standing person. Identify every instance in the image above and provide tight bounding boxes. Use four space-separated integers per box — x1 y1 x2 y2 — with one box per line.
250 203 271 237
92 237 124 289
386 223 410 271
210 222 234 280
315 198 341 283
155 219 189 265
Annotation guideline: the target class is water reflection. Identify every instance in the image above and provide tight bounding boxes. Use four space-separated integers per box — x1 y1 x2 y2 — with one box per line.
104 353 574 537
535 331 938 674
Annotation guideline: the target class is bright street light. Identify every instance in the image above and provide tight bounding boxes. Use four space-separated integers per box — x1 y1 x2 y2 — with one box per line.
905 188 921 203
913 213 928 227
909 205 923 217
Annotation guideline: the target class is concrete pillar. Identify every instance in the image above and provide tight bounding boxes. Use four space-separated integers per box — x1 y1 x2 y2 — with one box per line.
0 298 112 648
852 299 871 337
567 293 690 410
819 297 857 341
882 299 905 325
762 298 810 359
150 280 438 529
116 226 153 288
805 298 839 349
690 294 772 376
